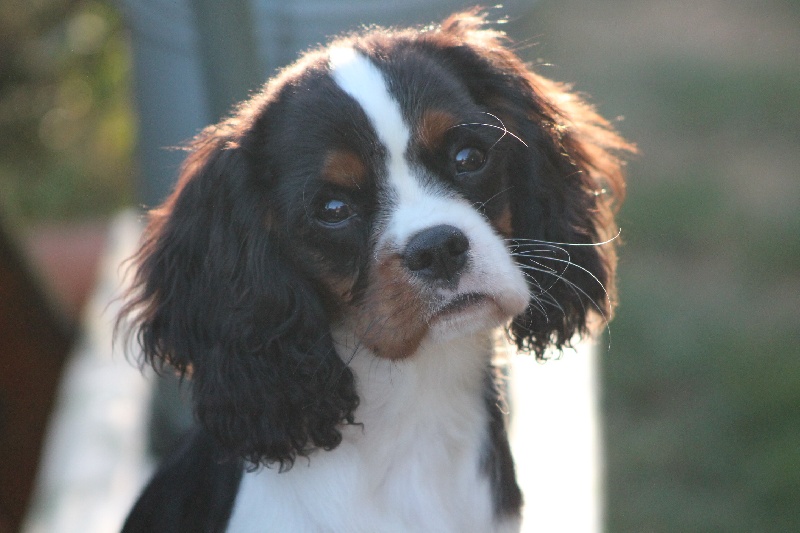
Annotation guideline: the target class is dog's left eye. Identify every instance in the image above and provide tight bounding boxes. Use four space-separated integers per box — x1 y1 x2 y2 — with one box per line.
315 199 355 227
454 146 486 174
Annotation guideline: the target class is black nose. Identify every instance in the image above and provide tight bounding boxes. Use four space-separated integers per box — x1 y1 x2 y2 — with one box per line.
403 224 469 284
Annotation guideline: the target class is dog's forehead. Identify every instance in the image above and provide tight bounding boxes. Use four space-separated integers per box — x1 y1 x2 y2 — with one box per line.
329 47 409 165
328 47 413 199
326 47 462 203
326 45 471 147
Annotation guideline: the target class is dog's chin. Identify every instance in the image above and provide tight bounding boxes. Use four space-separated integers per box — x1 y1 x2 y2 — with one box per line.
426 293 522 344
333 283 530 360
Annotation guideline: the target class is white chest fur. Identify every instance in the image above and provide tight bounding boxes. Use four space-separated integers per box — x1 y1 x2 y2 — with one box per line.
226 333 517 533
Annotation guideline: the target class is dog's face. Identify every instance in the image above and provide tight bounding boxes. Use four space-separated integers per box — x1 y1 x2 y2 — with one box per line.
122 12 630 467
274 45 531 360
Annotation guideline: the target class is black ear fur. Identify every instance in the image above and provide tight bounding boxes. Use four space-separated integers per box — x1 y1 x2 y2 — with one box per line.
504 103 626 357
119 123 358 469
436 12 632 357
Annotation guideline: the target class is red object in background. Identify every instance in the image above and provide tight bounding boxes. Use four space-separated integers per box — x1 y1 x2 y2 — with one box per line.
25 222 108 320
0 220 106 533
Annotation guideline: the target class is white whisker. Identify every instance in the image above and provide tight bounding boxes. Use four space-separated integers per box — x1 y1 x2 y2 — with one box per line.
518 263 612 352
505 228 622 248
448 111 529 149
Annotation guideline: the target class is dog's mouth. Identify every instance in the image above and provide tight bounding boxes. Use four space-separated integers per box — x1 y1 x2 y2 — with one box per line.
432 292 492 320
434 292 489 317
426 291 511 342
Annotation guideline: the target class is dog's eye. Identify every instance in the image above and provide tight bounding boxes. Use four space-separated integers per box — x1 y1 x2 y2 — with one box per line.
454 146 486 174
316 199 355 226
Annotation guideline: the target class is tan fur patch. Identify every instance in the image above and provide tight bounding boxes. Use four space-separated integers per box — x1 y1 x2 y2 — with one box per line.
317 269 357 304
492 204 513 237
321 150 367 188
418 109 457 151
350 252 430 360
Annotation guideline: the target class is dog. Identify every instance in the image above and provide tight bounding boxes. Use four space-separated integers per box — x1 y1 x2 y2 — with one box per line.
119 11 630 532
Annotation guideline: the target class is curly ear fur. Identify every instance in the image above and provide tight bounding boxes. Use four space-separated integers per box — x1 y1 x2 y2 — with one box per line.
435 12 633 357
119 120 358 469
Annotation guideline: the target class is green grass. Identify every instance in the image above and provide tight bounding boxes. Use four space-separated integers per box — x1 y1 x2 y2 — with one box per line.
0 0 134 225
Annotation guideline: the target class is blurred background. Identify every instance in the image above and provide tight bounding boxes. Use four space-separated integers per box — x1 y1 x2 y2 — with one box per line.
1 0 798 532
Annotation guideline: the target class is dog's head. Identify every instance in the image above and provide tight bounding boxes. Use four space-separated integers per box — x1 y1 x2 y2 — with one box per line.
121 12 630 468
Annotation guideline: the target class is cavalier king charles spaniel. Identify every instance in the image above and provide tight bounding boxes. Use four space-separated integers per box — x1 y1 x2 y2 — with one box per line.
120 11 630 532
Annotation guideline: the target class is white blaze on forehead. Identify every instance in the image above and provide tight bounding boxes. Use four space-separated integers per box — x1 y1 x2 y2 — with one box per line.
328 47 426 209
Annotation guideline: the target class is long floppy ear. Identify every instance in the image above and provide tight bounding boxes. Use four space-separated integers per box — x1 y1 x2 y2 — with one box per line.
438 12 633 357
119 119 358 469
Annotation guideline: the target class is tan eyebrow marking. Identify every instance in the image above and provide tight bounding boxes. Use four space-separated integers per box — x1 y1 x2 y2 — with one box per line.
418 109 457 150
321 149 367 187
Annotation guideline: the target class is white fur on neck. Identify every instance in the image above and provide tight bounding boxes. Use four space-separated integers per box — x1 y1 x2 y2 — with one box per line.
226 333 516 533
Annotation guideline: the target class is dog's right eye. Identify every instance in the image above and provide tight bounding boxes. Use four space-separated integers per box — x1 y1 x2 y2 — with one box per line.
454 146 486 174
315 198 356 227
